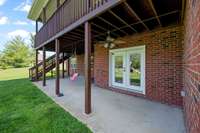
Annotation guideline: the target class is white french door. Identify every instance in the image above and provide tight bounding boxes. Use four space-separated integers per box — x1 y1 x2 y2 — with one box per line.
111 52 126 88
110 46 145 94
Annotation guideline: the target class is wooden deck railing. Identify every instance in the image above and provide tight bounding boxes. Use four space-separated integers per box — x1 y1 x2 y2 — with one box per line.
35 0 110 48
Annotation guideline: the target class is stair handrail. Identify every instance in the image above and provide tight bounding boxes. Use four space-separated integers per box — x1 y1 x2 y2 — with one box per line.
29 53 71 80
29 54 56 71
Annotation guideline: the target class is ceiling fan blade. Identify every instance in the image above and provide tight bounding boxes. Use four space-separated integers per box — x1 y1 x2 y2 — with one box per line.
104 43 109 48
114 40 126 44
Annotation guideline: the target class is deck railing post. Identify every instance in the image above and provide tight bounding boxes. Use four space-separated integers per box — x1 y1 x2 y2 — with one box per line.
86 0 90 13
42 46 46 86
84 21 92 114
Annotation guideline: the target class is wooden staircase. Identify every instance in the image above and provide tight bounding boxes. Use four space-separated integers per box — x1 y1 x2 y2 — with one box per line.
29 53 70 81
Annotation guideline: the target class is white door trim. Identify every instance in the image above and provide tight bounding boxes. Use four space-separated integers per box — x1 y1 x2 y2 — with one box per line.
109 45 146 95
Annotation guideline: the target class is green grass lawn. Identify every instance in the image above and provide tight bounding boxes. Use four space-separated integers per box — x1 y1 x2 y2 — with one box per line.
0 68 92 133
0 68 29 81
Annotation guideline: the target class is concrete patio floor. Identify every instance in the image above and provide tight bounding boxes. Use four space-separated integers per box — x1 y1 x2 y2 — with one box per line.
34 76 186 133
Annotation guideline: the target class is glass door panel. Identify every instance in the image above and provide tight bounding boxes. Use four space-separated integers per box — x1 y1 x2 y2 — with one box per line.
115 56 124 83
129 53 141 86
112 53 125 87
127 51 144 92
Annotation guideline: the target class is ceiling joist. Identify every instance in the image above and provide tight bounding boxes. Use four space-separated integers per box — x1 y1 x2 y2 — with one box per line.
147 0 162 27
108 10 138 33
123 2 150 31
91 22 119 37
97 16 129 35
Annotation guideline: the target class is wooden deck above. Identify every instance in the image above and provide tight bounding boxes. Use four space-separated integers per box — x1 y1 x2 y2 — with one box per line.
35 0 123 49
35 0 184 51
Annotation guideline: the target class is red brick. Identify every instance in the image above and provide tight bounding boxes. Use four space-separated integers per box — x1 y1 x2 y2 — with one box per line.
94 26 183 107
183 0 200 133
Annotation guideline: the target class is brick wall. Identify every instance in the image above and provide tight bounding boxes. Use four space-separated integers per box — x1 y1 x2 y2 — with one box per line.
183 0 200 133
94 26 183 107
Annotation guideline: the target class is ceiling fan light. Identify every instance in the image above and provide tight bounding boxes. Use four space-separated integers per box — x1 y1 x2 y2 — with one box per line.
110 43 115 49
104 43 109 48
107 36 114 42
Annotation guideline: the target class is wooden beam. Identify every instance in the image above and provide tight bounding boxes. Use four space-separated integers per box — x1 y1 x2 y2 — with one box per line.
67 34 83 39
84 22 92 114
109 10 138 33
147 0 162 26
123 2 149 31
97 16 129 35
91 23 107 31
35 50 38 81
42 46 46 86
62 36 78 41
55 39 61 96
91 30 106 40
74 28 84 34
70 31 84 37
62 52 65 78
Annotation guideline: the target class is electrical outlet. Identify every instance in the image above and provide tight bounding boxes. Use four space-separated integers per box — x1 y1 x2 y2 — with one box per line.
181 90 186 97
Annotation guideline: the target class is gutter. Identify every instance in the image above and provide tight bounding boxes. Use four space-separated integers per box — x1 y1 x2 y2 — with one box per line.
28 0 49 21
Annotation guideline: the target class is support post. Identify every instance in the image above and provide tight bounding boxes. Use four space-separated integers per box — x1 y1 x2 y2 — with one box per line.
36 20 38 33
35 50 38 81
51 70 53 78
42 46 46 86
67 59 70 76
51 60 54 78
62 52 65 78
84 22 92 114
55 39 61 96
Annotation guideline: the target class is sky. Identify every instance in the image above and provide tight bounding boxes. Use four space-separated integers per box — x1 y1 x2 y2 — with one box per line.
0 0 35 51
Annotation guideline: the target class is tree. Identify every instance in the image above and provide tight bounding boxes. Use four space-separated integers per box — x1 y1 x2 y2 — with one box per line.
0 36 33 68
29 33 35 48
29 33 36 66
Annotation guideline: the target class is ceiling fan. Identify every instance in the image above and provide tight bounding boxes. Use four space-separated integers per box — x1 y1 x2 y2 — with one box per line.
98 31 126 49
